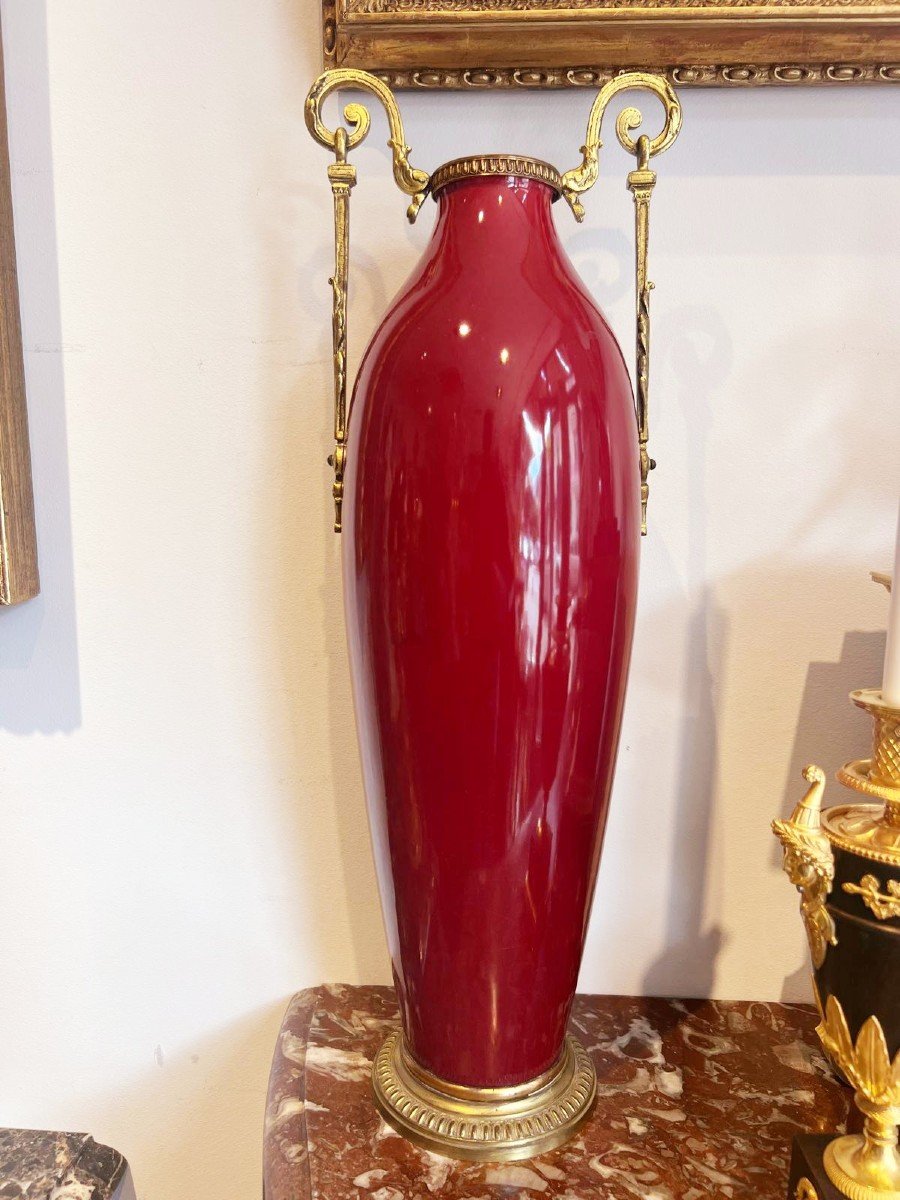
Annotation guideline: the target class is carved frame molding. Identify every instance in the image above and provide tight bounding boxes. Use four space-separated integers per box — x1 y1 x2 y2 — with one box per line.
322 0 900 87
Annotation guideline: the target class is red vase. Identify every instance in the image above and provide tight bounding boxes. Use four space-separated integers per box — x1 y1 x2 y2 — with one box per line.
342 156 641 1156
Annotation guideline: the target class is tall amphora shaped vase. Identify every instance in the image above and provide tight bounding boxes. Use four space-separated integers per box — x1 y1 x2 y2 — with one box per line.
304 70 682 1162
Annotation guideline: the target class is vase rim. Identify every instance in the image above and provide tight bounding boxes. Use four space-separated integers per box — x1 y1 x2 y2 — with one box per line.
430 155 562 200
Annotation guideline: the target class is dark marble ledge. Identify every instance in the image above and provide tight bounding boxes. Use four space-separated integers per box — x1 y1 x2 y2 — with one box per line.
0 1128 130 1200
264 985 850 1200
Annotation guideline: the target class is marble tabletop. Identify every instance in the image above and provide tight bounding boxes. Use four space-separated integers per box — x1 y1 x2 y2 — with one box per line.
0 1128 133 1199
264 985 849 1200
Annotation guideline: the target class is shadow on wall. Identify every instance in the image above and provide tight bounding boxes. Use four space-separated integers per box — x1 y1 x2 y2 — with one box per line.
625 567 884 1004
585 280 892 1000
85 1000 287 1200
639 304 732 999
782 628 885 814
641 590 729 999
253 0 416 988
0 0 80 733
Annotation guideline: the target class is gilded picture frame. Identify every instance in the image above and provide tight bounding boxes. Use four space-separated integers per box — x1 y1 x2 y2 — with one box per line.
0 22 38 606
322 0 900 87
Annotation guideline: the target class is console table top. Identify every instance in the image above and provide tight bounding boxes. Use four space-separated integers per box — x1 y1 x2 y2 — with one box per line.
264 985 848 1200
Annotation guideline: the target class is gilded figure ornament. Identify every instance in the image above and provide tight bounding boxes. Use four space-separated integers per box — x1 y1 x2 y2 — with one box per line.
772 688 900 1198
772 765 837 969
773 689 900 1200
844 874 900 921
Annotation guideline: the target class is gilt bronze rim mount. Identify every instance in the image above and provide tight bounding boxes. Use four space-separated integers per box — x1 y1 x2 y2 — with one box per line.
429 155 564 197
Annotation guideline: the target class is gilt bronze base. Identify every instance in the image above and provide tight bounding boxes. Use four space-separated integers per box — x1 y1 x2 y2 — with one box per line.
789 1135 850 1200
823 1131 900 1200
372 1031 596 1162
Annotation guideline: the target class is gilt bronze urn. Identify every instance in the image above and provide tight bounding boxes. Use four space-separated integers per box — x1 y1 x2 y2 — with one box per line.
774 688 900 1199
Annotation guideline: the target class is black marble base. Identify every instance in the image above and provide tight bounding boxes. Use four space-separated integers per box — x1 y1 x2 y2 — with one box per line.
788 1135 846 1200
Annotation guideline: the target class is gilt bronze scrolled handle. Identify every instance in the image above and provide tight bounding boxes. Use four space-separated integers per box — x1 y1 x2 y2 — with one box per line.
304 69 430 532
561 74 682 536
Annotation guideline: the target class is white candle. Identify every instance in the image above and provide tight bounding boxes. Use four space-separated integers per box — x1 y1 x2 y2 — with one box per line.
883 499 900 708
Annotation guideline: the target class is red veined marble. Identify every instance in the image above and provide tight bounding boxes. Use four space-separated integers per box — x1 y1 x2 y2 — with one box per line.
342 163 640 1088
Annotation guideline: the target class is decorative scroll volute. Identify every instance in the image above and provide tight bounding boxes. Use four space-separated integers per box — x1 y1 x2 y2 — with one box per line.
304 69 431 531
560 73 681 535
772 765 837 969
559 72 682 222
304 69 431 222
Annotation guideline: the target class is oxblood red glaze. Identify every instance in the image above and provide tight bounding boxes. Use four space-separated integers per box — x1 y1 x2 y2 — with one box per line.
343 170 640 1088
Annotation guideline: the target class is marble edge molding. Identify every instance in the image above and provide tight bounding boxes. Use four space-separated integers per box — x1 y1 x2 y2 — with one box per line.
0 1130 128 1198
73 1136 129 1194
263 987 324 1200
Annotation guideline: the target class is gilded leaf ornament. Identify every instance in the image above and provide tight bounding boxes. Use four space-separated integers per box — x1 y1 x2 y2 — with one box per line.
817 994 900 1198
843 873 900 920
818 995 900 1106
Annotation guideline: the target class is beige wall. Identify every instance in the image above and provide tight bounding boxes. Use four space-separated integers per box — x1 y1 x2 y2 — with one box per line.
1 1 897 1197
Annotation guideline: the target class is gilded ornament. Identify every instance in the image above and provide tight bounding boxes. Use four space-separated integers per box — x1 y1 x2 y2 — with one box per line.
304 68 431 531
795 1179 819 1200
844 874 900 921
304 69 430 219
559 73 681 220
429 155 562 195
817 994 900 1199
825 690 900 866
772 765 838 968
772 689 900 1199
560 72 681 533
369 65 900 89
348 0 893 12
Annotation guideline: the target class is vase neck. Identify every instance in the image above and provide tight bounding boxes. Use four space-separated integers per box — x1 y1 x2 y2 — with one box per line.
429 170 562 268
